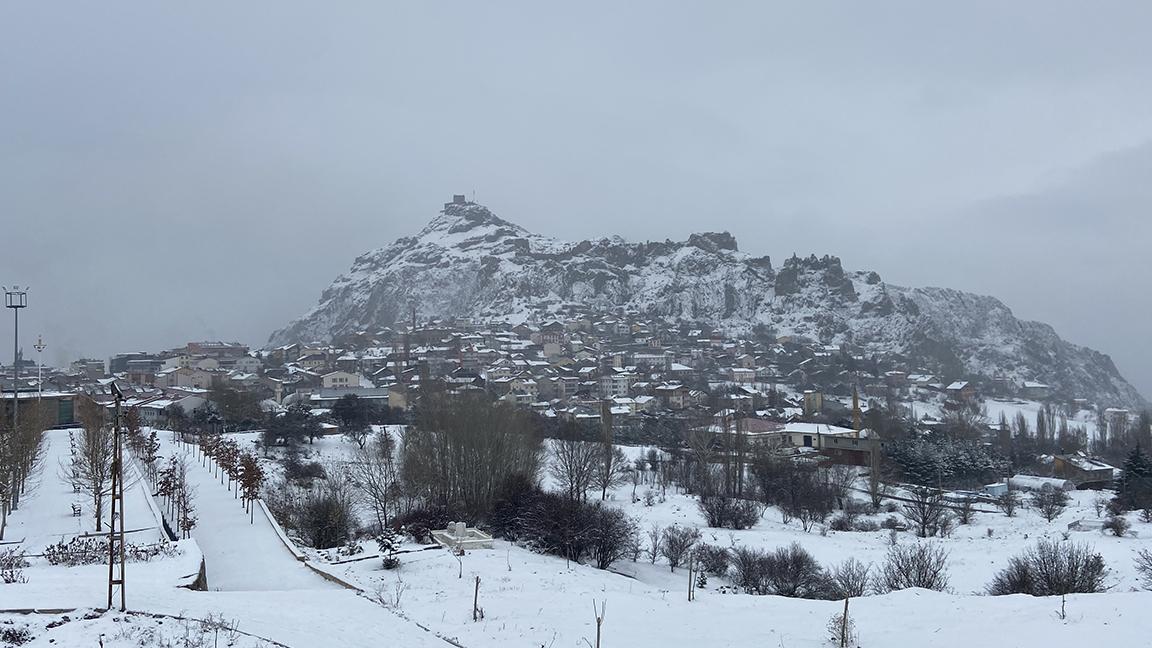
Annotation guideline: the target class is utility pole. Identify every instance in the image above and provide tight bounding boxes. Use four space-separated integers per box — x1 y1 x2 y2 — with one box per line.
600 399 613 501
107 382 126 611
34 335 45 401
4 286 27 432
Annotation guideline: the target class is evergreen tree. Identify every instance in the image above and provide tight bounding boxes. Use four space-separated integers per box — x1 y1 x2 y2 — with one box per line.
1114 445 1152 511
1137 411 1152 450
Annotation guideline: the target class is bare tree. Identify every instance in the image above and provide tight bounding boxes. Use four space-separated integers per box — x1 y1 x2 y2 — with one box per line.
955 496 977 525
348 429 399 531
239 452 266 523
646 523 662 564
549 437 600 502
902 486 949 538
821 465 858 509
0 401 49 538
1135 548 1152 589
1032 489 1069 523
588 505 638 570
594 446 632 501
68 396 115 531
401 393 543 517
659 525 700 572
996 490 1022 517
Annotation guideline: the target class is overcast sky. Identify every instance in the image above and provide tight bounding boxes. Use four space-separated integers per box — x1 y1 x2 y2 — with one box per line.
1 2 1150 398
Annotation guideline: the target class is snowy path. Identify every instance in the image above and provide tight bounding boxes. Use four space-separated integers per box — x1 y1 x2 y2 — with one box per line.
3 429 159 549
155 436 339 592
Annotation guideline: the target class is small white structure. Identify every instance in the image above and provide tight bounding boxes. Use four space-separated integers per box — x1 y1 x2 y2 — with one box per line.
1067 519 1105 533
1008 475 1075 492
432 521 493 550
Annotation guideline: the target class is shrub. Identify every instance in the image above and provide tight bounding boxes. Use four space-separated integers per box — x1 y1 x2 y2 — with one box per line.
660 525 701 572
832 514 880 533
827 609 858 648
393 506 456 544
283 457 326 482
42 538 175 566
880 515 902 530
695 543 731 578
1104 515 1131 537
588 505 638 570
337 539 364 557
487 473 541 540
0 548 28 584
1136 548 1152 589
643 489 656 506
878 543 950 592
0 626 32 646
828 557 872 598
520 492 597 563
762 543 830 599
730 546 770 594
987 539 1109 596
299 490 355 549
698 496 760 530
377 529 401 570
829 515 854 532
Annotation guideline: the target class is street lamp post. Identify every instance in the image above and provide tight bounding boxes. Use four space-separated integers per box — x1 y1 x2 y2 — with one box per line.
3 287 27 432
34 335 45 401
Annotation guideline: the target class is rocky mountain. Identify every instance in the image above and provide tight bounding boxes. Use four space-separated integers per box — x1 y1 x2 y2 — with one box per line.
270 200 1146 408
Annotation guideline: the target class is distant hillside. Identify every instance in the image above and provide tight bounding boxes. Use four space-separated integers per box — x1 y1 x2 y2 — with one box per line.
270 200 1146 408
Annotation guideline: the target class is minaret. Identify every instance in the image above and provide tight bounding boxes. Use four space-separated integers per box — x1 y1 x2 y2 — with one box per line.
852 386 862 438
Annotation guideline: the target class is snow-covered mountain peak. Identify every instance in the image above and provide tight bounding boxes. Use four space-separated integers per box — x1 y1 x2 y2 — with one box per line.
270 199 1146 407
418 200 527 240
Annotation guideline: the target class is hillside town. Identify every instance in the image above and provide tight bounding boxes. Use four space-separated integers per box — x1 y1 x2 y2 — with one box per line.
4 312 1142 496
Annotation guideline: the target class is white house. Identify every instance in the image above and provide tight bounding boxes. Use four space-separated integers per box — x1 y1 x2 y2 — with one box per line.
321 370 359 390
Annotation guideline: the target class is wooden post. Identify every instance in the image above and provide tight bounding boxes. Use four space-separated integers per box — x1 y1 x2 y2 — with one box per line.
592 600 605 648
687 554 694 602
840 598 850 648
473 575 481 621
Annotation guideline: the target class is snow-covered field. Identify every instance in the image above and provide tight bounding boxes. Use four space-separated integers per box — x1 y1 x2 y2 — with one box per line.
7 426 1152 646
249 427 1152 646
0 429 446 648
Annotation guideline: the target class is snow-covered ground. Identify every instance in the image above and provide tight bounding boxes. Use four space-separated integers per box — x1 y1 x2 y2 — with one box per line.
272 429 1152 646
0 429 447 648
152 432 341 591
2 429 161 549
10 427 1152 646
